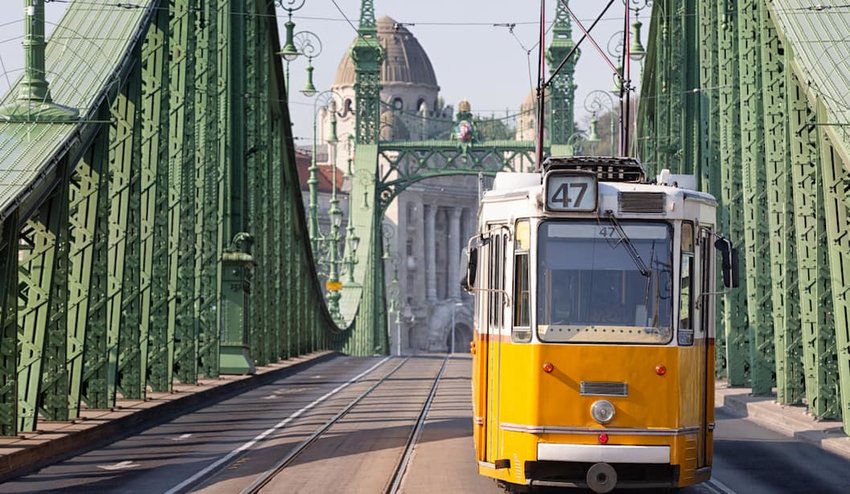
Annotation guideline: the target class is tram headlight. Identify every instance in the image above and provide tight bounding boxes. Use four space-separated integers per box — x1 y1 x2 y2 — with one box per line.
591 400 616 425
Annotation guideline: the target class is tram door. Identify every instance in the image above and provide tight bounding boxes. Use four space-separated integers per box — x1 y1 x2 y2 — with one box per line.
485 229 507 464
682 222 708 469
698 226 714 468
475 237 490 462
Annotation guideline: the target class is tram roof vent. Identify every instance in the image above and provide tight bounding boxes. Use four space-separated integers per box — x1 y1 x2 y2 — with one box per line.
542 156 646 183
619 192 666 214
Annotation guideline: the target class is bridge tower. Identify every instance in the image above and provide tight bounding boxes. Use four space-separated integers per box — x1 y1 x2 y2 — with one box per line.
546 0 578 155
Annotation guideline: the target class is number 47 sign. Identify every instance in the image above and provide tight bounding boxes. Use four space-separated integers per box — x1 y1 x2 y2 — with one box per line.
544 173 597 211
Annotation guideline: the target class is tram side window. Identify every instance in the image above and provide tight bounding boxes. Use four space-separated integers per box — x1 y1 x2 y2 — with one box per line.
488 231 503 329
513 220 531 342
679 222 695 346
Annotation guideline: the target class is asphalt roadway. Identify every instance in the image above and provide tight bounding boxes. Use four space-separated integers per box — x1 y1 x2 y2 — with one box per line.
1 355 849 493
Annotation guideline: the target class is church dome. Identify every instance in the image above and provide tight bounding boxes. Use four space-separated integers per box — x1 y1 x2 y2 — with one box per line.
333 16 439 89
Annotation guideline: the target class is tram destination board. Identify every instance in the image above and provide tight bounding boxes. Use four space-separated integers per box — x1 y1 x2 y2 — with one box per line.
544 171 597 212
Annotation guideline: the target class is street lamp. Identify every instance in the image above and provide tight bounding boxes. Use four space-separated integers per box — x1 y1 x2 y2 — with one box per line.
584 89 617 156
307 89 343 250
275 0 306 94
295 31 322 97
450 302 464 354
565 130 586 156
624 0 651 62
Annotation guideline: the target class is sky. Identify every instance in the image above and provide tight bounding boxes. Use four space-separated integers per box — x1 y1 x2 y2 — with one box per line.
0 1 648 143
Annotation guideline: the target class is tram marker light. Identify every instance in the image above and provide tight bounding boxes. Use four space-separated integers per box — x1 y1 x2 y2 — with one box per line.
598 433 609 444
655 364 667 376
543 362 554 373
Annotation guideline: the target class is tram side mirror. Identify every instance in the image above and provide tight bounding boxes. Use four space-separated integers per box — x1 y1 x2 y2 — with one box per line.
714 238 740 288
462 247 478 292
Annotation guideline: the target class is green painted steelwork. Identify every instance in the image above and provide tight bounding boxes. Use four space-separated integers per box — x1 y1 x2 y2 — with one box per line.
696 0 725 377
105 46 143 403
0 214 19 435
737 0 775 396
173 0 200 384
787 70 838 419
760 4 803 405
352 0 382 146
146 6 173 393
0 0 338 435
818 116 850 434
547 0 577 149
81 125 112 410
18 187 68 431
639 0 850 432
716 0 749 386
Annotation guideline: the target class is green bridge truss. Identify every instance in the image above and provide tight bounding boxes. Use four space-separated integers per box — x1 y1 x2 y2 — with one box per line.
0 0 580 436
638 0 850 433
0 0 344 436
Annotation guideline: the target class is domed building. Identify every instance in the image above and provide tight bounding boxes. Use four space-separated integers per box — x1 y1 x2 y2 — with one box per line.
317 15 476 355
323 15 455 159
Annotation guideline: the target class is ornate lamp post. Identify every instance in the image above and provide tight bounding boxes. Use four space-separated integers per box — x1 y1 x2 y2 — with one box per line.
307 90 343 250
294 31 322 96
625 0 650 63
584 90 617 155
275 0 306 94
325 99 344 322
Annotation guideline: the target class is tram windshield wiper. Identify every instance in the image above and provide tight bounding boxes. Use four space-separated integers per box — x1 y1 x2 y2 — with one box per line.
604 210 650 277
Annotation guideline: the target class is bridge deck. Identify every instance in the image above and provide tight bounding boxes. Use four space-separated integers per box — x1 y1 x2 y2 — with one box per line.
1 354 849 493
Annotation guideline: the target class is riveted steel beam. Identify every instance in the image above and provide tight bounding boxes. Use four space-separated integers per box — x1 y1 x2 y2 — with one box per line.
245 0 267 368
17 181 69 431
0 214 19 435
169 0 199 384
107 46 144 402
817 107 850 434
67 123 108 416
81 120 112 410
138 3 171 391
716 0 749 386
697 0 725 376
195 0 222 378
787 70 838 419
760 4 803 404
737 0 775 395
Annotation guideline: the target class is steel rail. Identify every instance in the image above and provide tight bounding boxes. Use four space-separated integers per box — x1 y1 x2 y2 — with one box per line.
384 356 450 494
240 356 415 494
165 356 394 494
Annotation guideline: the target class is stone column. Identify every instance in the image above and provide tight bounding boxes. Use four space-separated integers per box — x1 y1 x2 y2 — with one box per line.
425 204 437 301
448 207 463 299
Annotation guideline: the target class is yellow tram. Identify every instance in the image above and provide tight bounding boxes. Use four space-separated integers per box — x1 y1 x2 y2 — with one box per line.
465 157 738 493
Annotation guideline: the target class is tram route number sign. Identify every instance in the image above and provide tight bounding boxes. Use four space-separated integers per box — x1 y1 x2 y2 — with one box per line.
544 173 597 212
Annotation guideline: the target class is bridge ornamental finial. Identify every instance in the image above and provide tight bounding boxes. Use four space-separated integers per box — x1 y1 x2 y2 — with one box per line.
0 0 78 122
546 0 578 148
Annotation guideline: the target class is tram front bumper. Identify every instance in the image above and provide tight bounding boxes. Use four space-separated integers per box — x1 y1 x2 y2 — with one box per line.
538 443 670 463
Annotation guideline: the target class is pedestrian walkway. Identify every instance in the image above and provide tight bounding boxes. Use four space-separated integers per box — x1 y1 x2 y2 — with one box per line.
715 382 850 461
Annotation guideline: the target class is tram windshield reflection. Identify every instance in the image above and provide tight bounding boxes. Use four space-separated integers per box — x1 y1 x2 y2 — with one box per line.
537 221 674 344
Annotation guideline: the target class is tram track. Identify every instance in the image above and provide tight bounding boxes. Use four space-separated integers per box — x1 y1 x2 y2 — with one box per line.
236 355 450 494
163 356 396 494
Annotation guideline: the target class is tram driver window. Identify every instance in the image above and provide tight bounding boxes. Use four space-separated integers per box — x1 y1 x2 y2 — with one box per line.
679 222 695 345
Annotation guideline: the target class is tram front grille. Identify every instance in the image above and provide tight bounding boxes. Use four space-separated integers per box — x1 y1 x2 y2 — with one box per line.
580 381 628 397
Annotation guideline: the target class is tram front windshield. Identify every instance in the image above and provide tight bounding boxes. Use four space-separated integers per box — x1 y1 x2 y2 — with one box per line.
537 221 673 344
